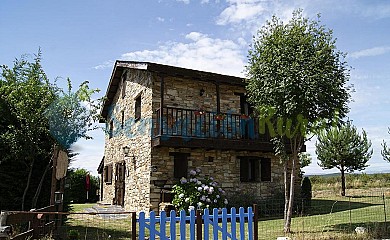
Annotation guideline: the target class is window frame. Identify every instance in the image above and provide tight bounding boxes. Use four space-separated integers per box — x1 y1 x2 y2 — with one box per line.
239 157 271 182
109 120 114 139
260 158 271 182
171 152 189 179
134 94 141 121
104 164 113 184
121 72 127 99
121 110 125 130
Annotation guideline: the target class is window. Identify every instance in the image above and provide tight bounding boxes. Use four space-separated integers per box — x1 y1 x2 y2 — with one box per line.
109 121 114 139
104 164 113 184
240 157 271 182
135 95 141 120
171 153 189 179
240 157 259 182
121 111 125 129
261 158 271 181
121 72 127 98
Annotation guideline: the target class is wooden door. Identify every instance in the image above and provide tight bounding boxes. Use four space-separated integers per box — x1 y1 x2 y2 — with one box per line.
114 162 126 206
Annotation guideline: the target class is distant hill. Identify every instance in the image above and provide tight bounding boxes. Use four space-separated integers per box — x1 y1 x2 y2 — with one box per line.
305 171 390 178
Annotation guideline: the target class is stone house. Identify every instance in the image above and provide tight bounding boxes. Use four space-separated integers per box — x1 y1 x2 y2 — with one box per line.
98 61 300 213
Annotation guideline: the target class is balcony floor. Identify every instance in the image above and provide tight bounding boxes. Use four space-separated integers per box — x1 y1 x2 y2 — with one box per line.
152 135 275 152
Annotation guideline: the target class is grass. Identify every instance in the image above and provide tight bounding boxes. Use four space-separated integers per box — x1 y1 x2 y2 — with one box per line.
68 203 96 213
254 189 390 239
61 204 134 239
61 184 390 239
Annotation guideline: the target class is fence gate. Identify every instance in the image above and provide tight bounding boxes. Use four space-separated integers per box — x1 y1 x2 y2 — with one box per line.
138 206 258 240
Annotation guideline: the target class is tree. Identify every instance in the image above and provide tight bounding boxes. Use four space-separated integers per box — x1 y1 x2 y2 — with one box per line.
301 177 312 213
65 168 99 204
0 52 57 210
299 152 312 177
381 128 390 163
0 52 101 210
246 10 351 233
316 121 372 196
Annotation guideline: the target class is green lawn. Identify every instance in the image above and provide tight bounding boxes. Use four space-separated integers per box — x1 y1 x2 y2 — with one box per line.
62 192 390 240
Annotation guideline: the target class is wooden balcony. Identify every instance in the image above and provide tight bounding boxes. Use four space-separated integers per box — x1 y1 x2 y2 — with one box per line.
152 107 276 152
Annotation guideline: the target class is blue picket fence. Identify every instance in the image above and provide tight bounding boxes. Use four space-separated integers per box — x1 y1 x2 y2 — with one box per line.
138 206 258 240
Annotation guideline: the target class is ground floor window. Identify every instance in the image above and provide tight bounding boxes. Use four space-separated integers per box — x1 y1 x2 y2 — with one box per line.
104 164 113 184
170 152 189 179
240 157 271 182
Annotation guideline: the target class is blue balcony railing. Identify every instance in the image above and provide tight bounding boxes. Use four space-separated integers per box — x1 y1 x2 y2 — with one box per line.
154 107 271 141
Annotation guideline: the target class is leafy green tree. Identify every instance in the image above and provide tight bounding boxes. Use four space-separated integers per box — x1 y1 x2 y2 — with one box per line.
246 10 351 232
299 152 312 177
316 121 372 196
45 78 101 149
0 52 57 210
0 52 101 210
65 168 99 204
381 128 390 163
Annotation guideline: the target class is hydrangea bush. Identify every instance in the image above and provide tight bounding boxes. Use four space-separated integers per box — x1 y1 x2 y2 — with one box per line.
172 168 228 212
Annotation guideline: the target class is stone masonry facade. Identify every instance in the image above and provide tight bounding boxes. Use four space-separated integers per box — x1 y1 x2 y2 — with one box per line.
101 62 300 213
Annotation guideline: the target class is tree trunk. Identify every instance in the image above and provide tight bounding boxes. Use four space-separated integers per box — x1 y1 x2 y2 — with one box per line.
283 160 289 223
31 156 53 208
22 158 35 211
50 146 59 205
341 167 346 196
284 152 297 233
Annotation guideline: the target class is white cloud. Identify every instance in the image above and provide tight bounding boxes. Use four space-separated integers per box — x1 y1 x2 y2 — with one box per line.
157 17 165 22
93 60 115 70
216 1 266 25
200 0 220 3
177 0 190 4
214 0 390 40
215 0 299 37
349 46 390 59
120 31 246 77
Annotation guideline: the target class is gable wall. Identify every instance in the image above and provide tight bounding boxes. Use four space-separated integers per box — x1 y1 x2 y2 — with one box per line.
152 76 245 114
102 69 153 212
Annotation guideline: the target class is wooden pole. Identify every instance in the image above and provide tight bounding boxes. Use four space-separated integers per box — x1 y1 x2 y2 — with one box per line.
253 204 258 240
159 76 165 136
50 146 59 205
196 210 202 240
132 212 137 240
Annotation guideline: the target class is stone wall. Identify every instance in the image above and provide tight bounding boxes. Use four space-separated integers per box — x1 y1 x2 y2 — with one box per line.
149 147 291 211
102 67 301 213
102 69 153 213
152 76 245 114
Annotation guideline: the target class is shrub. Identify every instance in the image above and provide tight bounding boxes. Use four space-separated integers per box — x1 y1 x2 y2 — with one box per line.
68 229 80 240
226 191 258 209
301 176 312 213
171 168 228 211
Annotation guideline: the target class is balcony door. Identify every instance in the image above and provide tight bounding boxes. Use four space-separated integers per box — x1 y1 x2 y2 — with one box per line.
237 94 254 139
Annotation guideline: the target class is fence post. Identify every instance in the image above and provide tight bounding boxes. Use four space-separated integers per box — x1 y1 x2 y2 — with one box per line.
349 197 352 231
196 210 202 240
131 212 136 240
0 212 11 240
383 192 387 234
253 204 258 240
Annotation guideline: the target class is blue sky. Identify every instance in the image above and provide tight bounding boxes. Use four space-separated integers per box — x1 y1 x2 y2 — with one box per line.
1 0 390 175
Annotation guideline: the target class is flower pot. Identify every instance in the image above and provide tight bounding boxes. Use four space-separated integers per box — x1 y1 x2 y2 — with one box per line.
195 110 204 116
